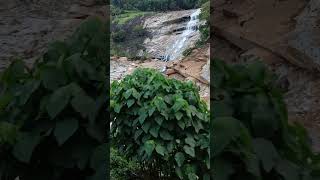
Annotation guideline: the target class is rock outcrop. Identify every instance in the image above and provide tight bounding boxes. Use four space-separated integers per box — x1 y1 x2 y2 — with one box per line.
143 9 205 60
0 0 106 70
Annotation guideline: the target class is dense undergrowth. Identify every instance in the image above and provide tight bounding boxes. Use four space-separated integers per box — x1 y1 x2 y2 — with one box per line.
111 0 206 12
110 147 141 180
212 59 320 180
110 68 210 179
0 17 107 180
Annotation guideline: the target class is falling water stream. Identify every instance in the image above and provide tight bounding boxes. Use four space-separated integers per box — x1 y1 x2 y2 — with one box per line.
162 8 201 61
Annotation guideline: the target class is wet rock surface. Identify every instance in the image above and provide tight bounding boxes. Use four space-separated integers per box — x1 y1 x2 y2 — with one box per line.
143 9 205 60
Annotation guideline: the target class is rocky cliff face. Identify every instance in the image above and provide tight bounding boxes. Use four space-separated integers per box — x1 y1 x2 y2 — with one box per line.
0 0 106 69
143 9 205 60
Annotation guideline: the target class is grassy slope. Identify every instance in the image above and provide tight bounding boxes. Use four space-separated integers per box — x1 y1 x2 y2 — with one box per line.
112 10 151 25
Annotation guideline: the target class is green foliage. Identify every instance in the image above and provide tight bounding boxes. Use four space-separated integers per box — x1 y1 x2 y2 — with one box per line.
212 59 320 180
112 10 148 25
199 1 209 43
182 48 193 57
111 148 141 180
133 25 146 37
111 68 210 179
111 5 123 16
199 1 209 21
112 0 203 11
0 17 108 180
112 30 126 42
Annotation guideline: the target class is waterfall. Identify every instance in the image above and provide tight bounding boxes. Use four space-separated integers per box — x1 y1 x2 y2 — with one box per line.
162 8 201 61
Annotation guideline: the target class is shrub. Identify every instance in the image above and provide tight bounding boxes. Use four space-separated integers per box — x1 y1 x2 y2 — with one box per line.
133 25 146 37
212 59 320 180
110 68 210 179
112 30 126 42
182 48 193 57
111 5 123 16
0 17 107 180
199 25 209 42
111 148 141 180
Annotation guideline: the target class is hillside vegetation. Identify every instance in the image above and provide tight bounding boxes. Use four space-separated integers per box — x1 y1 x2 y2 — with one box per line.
212 59 320 180
0 17 107 180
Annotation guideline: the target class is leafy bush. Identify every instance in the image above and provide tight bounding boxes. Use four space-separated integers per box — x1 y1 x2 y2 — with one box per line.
212 59 320 180
112 30 126 42
111 147 141 180
111 5 123 16
112 0 204 11
0 17 107 180
182 48 193 57
199 1 209 43
110 68 210 179
133 25 146 37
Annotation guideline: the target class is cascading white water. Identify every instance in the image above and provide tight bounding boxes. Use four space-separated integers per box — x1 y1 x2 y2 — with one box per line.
163 8 201 61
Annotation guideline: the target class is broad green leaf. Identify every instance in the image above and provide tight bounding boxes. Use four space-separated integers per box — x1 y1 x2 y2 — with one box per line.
142 122 151 133
276 159 299 180
177 121 185 129
185 137 196 147
253 138 279 172
134 129 143 141
149 125 160 138
251 93 279 138
167 141 174 152
154 96 167 111
175 111 183 120
54 118 78 145
19 80 40 105
212 117 244 156
114 103 122 113
188 173 198 180
40 66 67 90
175 166 183 179
138 111 148 124
123 89 133 99
148 106 156 117
175 152 185 167
46 85 72 119
126 99 135 108
160 129 174 140
132 88 140 99
71 93 96 122
13 132 41 163
183 145 195 157
0 122 18 144
70 54 100 81
192 119 204 133
0 93 13 110
155 144 166 156
155 116 164 125
144 140 155 157
244 153 261 177
172 98 186 112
